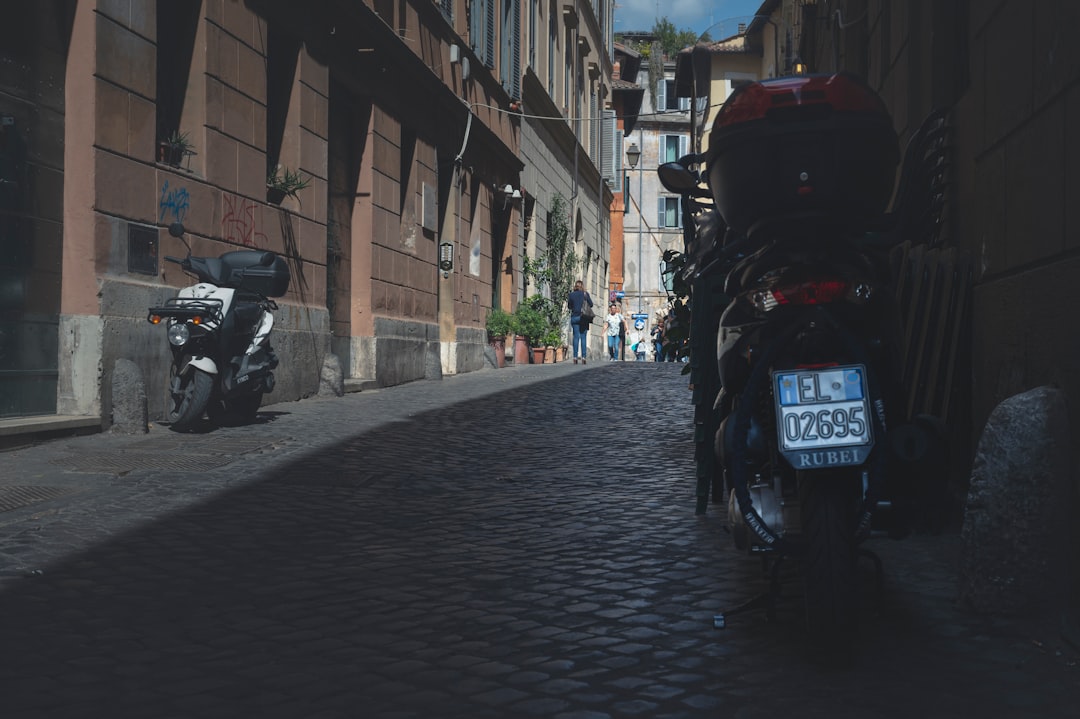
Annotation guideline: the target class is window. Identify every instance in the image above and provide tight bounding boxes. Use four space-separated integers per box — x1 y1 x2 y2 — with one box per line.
500 0 521 98
658 78 690 111
547 1 556 92
600 109 622 192
564 26 572 110
155 2 201 147
471 0 495 68
661 134 688 164
658 197 681 228
439 0 453 24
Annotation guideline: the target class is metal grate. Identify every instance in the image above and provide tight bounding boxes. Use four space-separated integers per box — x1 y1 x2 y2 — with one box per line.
0 486 85 514
49 437 289 475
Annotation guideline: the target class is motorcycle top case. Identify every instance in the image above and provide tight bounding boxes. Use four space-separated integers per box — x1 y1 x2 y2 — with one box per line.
705 73 899 235
218 251 290 297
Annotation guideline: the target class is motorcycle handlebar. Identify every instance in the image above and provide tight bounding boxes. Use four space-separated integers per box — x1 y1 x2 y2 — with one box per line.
164 255 185 265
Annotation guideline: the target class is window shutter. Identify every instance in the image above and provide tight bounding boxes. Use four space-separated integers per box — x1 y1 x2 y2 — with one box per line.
657 77 666 112
590 93 598 158
512 0 521 98
471 0 482 57
658 197 665 228
601 111 623 192
485 0 496 68
613 127 623 192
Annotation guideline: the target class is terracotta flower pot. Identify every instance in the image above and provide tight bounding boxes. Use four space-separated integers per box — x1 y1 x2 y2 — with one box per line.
513 335 530 364
490 338 506 368
531 347 546 364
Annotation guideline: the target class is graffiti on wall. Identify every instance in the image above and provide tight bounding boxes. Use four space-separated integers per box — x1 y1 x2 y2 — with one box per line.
158 180 189 224
221 193 267 248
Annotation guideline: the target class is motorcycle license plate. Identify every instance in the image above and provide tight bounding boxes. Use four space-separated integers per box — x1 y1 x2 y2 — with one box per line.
772 365 874 468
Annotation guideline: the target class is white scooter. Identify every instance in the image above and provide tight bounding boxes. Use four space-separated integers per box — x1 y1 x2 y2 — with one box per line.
147 223 290 431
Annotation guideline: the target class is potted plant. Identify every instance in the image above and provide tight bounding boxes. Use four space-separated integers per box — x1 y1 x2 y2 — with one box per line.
267 165 311 205
485 308 514 368
158 130 195 168
542 329 561 363
512 303 547 363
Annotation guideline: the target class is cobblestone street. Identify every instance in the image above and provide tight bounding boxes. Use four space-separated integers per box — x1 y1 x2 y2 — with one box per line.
0 362 1077 718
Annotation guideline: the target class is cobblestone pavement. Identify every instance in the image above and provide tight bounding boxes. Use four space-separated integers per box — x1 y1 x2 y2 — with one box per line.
0 362 1078 718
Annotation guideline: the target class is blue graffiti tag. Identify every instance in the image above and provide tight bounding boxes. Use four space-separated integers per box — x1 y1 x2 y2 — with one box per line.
158 180 190 223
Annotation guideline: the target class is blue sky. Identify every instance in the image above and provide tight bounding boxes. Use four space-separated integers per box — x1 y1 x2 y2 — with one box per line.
614 0 767 41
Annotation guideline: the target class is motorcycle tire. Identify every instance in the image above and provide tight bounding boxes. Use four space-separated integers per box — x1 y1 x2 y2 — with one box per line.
167 367 213 432
800 473 860 656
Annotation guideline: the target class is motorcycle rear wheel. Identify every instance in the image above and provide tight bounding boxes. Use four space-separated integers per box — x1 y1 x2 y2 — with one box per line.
800 473 860 656
167 367 213 432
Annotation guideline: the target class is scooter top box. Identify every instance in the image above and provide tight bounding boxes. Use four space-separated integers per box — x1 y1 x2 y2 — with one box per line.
705 73 899 235
218 250 291 297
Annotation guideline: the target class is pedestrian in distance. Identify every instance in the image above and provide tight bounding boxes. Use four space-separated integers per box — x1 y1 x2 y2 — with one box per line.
604 303 625 361
629 324 647 361
567 280 593 364
617 304 628 360
651 319 665 362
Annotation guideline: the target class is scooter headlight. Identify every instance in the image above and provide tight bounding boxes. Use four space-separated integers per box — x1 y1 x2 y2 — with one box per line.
168 322 191 347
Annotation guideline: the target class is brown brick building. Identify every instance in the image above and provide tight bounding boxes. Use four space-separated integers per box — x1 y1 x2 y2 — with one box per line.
1 1 617 432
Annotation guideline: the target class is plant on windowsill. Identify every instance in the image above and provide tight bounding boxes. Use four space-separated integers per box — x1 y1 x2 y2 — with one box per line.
158 130 195 168
266 165 310 206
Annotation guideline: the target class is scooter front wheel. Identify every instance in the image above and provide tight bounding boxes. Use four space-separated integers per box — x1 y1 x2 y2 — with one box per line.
167 367 213 432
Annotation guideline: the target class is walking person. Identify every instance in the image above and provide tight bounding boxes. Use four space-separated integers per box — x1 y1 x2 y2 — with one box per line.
567 280 593 364
617 307 627 361
629 318 647 361
651 319 665 362
603 303 625 361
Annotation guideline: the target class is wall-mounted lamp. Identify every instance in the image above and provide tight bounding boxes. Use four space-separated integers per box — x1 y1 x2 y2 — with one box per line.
498 184 523 209
439 241 454 278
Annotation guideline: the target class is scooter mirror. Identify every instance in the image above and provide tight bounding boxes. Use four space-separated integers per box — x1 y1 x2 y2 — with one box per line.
168 222 186 238
657 162 701 194
259 251 277 267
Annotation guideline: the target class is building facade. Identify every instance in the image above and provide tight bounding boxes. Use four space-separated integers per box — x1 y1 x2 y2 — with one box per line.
619 44 693 331
518 0 616 357
0 0 618 434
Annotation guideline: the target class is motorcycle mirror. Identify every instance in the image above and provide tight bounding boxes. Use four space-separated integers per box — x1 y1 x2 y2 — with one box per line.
657 162 703 194
259 251 277 267
167 222 186 238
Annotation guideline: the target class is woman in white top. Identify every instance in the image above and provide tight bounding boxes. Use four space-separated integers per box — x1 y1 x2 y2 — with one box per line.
603 304 625 360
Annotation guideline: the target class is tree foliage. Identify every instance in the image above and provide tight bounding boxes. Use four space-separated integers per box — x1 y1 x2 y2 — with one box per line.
651 18 700 58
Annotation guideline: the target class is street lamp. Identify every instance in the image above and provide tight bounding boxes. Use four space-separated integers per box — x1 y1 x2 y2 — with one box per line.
625 138 643 316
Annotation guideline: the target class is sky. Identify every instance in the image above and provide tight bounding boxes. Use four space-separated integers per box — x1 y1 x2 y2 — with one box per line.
614 0 767 41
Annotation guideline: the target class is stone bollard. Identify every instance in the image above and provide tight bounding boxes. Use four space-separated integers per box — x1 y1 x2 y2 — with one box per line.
111 358 148 434
318 353 345 397
959 386 1071 614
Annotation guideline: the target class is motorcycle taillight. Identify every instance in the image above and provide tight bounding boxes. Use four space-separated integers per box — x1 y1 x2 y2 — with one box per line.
713 74 889 130
750 279 851 312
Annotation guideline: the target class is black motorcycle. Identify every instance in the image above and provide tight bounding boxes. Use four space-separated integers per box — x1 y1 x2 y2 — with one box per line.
147 223 290 431
659 73 950 649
